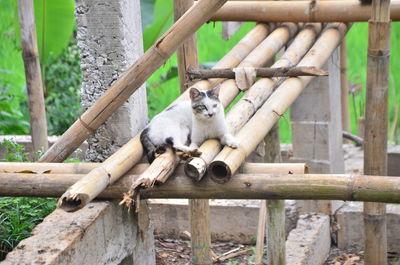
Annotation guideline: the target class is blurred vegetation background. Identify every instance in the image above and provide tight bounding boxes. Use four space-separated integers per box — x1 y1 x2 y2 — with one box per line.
0 0 399 260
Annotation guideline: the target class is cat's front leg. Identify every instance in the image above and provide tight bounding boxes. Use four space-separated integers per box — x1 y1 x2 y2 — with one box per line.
220 133 238 149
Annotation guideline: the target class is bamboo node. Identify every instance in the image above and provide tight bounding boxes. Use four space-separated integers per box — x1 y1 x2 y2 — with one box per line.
78 116 96 133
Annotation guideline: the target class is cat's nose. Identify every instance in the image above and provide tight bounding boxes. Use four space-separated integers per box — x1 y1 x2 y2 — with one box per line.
208 113 213 117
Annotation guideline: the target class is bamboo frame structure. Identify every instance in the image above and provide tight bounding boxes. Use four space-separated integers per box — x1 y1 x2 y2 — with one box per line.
2 172 400 203
208 23 349 183
186 66 328 80
363 0 391 264
39 0 228 163
185 23 321 182
340 40 351 135
17 0 48 153
210 0 400 22
55 24 273 212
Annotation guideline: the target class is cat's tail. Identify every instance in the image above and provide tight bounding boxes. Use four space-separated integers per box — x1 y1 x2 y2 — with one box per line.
140 128 157 163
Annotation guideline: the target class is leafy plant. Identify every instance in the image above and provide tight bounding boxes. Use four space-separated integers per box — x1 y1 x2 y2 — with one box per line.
0 139 29 162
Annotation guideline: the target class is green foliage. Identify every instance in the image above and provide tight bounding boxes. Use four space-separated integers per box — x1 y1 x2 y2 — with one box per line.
0 140 56 261
33 0 76 64
44 37 82 135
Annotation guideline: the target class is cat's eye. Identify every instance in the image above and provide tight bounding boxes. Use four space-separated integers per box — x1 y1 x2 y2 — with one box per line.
213 104 217 108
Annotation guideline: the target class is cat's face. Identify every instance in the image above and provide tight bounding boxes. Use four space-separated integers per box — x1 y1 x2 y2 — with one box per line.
190 87 221 120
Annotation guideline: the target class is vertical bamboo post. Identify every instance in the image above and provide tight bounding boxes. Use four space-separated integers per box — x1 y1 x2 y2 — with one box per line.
264 124 286 265
174 1 212 264
17 0 48 153
174 0 199 93
340 39 351 138
363 0 391 264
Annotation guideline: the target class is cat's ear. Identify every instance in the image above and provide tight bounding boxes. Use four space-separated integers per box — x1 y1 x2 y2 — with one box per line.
190 87 202 101
209 86 220 99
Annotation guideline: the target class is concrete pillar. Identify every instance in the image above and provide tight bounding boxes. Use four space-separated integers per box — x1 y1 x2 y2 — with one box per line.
290 48 345 214
76 0 148 162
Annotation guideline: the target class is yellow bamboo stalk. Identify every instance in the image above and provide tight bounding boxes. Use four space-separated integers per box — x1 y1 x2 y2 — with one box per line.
210 0 400 22
17 0 48 153
185 23 321 181
208 23 349 183
241 162 307 174
54 24 273 212
39 0 228 163
363 0 391 264
2 172 400 203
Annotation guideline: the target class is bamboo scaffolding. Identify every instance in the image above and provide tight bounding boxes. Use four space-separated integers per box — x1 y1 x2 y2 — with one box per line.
39 0 228 163
185 23 321 181
55 24 273 212
210 0 400 22
363 0 391 264
208 23 349 183
17 0 48 153
2 172 400 203
187 66 328 80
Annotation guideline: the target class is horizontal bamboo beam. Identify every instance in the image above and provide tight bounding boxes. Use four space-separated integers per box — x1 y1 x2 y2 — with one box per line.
210 0 400 22
1 172 400 203
186 66 328 80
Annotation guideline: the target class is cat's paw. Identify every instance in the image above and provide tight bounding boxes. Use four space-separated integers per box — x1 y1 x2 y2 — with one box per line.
221 134 239 149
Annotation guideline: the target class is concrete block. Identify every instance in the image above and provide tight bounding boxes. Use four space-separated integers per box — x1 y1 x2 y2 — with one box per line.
148 199 298 244
336 202 400 253
286 214 331 265
1 201 155 265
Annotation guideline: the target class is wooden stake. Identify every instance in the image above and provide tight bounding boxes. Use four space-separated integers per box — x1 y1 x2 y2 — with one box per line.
187 66 328 80
174 0 198 93
208 23 349 183
17 0 48 153
53 23 271 212
3 172 400 203
210 0 400 22
39 0 228 163
363 0 391 264
340 40 351 137
185 23 321 182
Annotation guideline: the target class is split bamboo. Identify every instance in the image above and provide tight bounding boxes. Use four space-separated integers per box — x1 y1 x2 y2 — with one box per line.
187 66 328 80
39 0 228 163
208 23 349 183
55 24 273 212
174 0 198 93
363 0 391 264
210 0 400 22
2 172 400 203
186 23 321 181
18 0 48 153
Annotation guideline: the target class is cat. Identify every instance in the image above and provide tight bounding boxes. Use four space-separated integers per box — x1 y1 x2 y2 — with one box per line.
140 86 238 163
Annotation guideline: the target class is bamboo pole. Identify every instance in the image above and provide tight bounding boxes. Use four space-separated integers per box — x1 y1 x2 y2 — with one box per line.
2 172 400 203
208 23 349 183
340 40 351 137
264 124 285 265
174 2 212 263
17 0 48 153
55 24 273 212
210 0 400 22
363 0 391 264
187 66 328 80
174 0 198 93
38 0 228 163
185 23 321 182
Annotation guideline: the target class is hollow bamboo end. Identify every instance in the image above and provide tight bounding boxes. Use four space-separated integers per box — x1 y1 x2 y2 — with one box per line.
58 193 90 212
184 157 207 182
208 160 232 184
